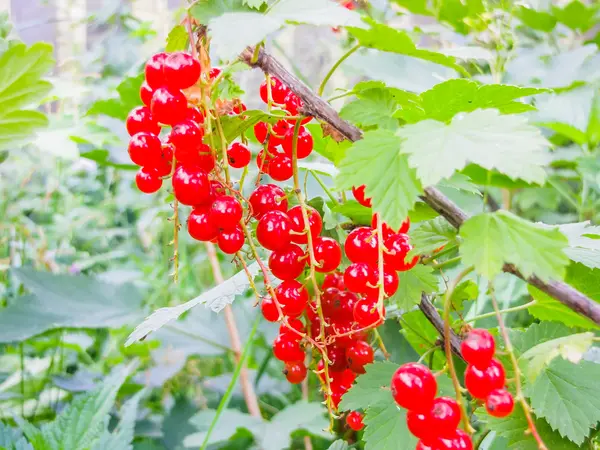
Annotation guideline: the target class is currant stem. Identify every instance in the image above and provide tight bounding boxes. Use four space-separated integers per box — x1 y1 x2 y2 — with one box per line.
465 300 537 324
318 44 361 97
310 169 339 205
214 114 231 185
375 214 385 318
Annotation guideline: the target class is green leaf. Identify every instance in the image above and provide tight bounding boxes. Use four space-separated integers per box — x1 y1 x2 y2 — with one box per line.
336 130 422 230
557 222 600 269
516 6 557 32
268 0 364 27
409 217 457 256
243 0 266 8
391 265 438 311
401 310 445 367
165 25 189 52
0 269 144 343
92 390 146 450
0 110 48 150
185 409 261 447
190 0 251 23
339 361 399 411
0 422 33 450
398 109 549 188
553 0 599 32
450 280 478 310
332 200 371 225
363 402 417 450
340 88 399 130
528 358 600 444
327 440 349 450
459 210 569 281
347 21 468 76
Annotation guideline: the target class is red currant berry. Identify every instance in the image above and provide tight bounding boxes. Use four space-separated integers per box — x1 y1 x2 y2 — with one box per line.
231 102 247 115
390 363 437 412
384 233 419 272
366 266 399 297
254 122 268 143
338 291 359 321
256 149 274 173
150 87 187 125
126 106 160 136
399 217 411 233
450 429 474 450
186 106 204 125
416 441 433 450
312 237 342 273
279 318 305 339
209 67 221 79
209 195 243 230
144 52 167 89
269 244 306 281
140 81 153 106
269 154 293 181
330 319 367 348
322 271 345 290
156 146 174 176
283 361 307 384
322 287 342 317
273 333 304 362
352 185 372 208
259 77 290 104
346 340 374 374
464 359 506 399
429 397 461 437
135 167 162 193
346 411 364 431
128 132 162 167
261 296 280 322
353 296 385 328
217 225 245 254
282 126 313 159
256 210 293 251
227 142 251 168
288 205 323 245
170 120 203 155
283 92 311 124
406 410 431 440
270 120 290 145
345 227 379 264
344 262 377 294
249 184 288 218
326 345 348 372
275 279 309 317
164 52 201 90
171 165 211 206
342 0 355 10
188 207 218 242
461 329 496 369
196 145 216 173
485 388 514 418
371 214 411 239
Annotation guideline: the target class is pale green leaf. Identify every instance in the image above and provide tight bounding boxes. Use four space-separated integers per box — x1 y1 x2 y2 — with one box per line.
401 310 446 368
184 409 261 447
333 200 371 226
557 221 600 269
437 173 481 196
450 279 478 310
0 110 48 150
363 402 417 450
165 25 189 52
243 0 266 8
459 210 569 281
340 88 399 130
190 0 250 23
399 109 549 187
391 265 439 311
339 361 399 411
0 422 34 450
92 389 146 450
336 130 422 230
268 0 364 27
516 6 557 32
409 217 457 256
327 440 349 450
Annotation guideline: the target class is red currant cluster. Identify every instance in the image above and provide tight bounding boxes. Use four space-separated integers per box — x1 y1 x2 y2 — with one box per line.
461 329 514 418
253 77 314 181
391 363 473 450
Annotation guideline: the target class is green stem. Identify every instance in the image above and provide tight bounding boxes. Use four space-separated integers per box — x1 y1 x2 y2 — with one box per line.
20 343 25 418
327 90 357 102
420 245 458 264
466 301 537 324
547 177 580 211
200 313 261 450
318 44 361 97
309 170 339 205
431 255 461 270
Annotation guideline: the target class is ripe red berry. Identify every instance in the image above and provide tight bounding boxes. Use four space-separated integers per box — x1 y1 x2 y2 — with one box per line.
188 207 218 242
186 106 204 125
270 120 290 145
256 149 274 173
346 340 374 374
366 266 399 298
390 363 437 412
384 233 419 272
464 359 506 399
156 146 174 176
326 345 348 372
269 154 293 181
126 106 160 136
288 205 323 245
259 77 289 104
445 429 473 450
346 411 364 431
135 167 162 193
330 319 367 348
144 52 167 89
249 184 288 218
254 122 268 143
256 210 293 251
275 280 309 317
416 441 433 450
164 52 201 89
406 410 430 440
322 271 345 290
429 397 461 437
261 296 279 322
345 227 379 264
353 296 385 328
352 185 372 208
217 225 245 254
169 120 203 159
283 361 307 384
283 92 311 124
140 81 153 106
371 214 411 239
171 165 211 206
312 237 342 273
150 87 187 125
209 195 243 230
280 318 305 338
273 333 304 362
344 262 377 294
196 145 216 173
282 126 313 159
227 142 251 168
485 388 514 418
269 244 306 281
461 329 496 369
338 291 358 321
128 132 163 167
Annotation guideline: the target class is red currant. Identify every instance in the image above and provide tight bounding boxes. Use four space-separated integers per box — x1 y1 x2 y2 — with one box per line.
254 122 268 143
312 237 342 273
390 363 437 412
416 441 433 450
256 149 274 173
288 205 323 245
209 195 243 230
150 87 187 125
217 225 245 254
326 345 348 372
449 429 474 450
156 146 174 176
261 296 280 322
283 92 311 124
227 142 251 168
170 120 203 158
128 132 162 167
353 296 385 328
256 210 293 251
269 154 293 181
275 280 309 317
461 329 496 369
126 106 160 136
366 266 399 297
188 207 218 242
345 227 379 264
196 145 216 173
259 77 289 104
464 359 506 399
140 81 153 106
270 120 290 145
279 318 305 338
330 319 366 348
282 126 313 159
384 233 419 272
485 388 514 418
283 361 307 384
249 184 288 218
135 167 162 193
171 165 211 206
164 52 201 89
273 333 304 362
344 262 377 294
144 52 167 89
352 185 372 208
429 397 461 437
371 214 411 239
269 244 306 281
406 410 430 440
346 340 374 374
186 106 204 125
322 271 345 290
338 291 358 321
346 411 364 431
